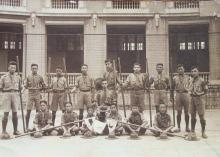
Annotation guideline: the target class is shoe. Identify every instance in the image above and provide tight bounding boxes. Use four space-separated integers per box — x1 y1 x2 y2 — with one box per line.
202 132 208 139
13 131 21 135
1 132 10 139
173 128 181 133
185 128 190 132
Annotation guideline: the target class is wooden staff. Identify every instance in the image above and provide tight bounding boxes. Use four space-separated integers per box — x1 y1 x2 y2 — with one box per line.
62 57 72 103
47 57 51 105
117 57 126 118
146 58 152 127
169 56 176 126
16 56 26 132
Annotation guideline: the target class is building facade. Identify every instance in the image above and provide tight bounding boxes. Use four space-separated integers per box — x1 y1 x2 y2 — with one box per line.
0 0 220 84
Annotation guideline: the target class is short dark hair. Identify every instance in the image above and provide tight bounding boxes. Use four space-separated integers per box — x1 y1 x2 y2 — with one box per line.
102 78 107 82
105 59 113 64
191 66 199 71
156 63 163 66
40 100 47 105
56 66 63 70
8 61 17 66
133 62 141 67
82 64 88 67
177 64 184 69
65 102 72 107
31 63 38 67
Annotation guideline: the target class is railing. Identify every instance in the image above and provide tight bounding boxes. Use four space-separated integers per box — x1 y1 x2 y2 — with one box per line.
51 0 78 9
48 73 81 86
112 0 140 9
174 0 199 9
173 72 210 82
0 0 22 7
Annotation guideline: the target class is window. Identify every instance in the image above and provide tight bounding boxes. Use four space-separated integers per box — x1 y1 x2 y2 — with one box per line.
201 41 205 49
179 42 185 50
4 41 8 49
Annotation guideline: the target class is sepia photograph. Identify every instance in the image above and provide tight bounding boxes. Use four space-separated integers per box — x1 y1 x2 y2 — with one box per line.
0 0 220 157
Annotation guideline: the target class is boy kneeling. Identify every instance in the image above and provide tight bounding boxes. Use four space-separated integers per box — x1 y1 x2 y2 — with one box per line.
31 100 58 138
124 105 148 138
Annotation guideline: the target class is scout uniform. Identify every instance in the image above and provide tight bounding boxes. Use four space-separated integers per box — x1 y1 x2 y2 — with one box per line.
173 74 190 131
0 72 21 135
150 73 169 112
189 76 208 137
76 74 94 110
76 74 94 127
107 111 123 135
25 73 46 130
124 111 147 136
33 109 53 136
80 112 96 136
103 70 119 104
95 87 116 106
153 112 172 136
50 75 67 112
124 73 148 112
25 74 46 111
58 111 79 136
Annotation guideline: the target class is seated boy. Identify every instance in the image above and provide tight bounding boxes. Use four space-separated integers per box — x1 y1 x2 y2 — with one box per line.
58 102 80 137
31 100 57 138
152 104 174 137
123 105 148 138
107 104 123 136
80 106 96 137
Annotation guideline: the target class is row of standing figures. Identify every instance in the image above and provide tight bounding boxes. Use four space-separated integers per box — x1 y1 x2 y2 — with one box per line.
0 57 208 140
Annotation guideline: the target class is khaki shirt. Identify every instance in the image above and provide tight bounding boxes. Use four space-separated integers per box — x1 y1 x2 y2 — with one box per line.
50 76 67 91
190 77 208 96
150 73 169 90
103 70 120 89
124 73 148 90
0 72 20 91
25 74 46 90
34 110 52 128
76 75 94 91
61 111 78 128
173 74 190 93
153 113 172 130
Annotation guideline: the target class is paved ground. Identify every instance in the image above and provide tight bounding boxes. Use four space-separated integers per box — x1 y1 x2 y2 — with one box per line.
0 109 220 157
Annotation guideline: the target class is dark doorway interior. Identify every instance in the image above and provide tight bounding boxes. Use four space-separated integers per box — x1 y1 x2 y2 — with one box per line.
169 24 209 72
0 23 23 72
107 25 146 73
47 25 83 73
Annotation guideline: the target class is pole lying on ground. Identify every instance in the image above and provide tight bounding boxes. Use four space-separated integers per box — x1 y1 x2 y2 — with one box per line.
117 57 126 118
169 56 176 127
62 57 72 103
146 58 152 127
118 121 184 138
16 56 26 132
13 119 86 138
47 57 51 105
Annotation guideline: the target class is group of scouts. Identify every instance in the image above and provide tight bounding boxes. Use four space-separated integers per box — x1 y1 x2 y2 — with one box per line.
0 59 208 140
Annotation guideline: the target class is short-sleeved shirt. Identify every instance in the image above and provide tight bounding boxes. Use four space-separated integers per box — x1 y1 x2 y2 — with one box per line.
96 88 116 105
128 112 145 130
0 73 20 91
190 77 208 96
124 73 148 90
61 111 78 128
153 113 172 130
150 73 169 90
51 76 67 91
107 112 122 121
34 110 52 128
173 74 190 93
25 74 46 90
103 70 120 89
76 75 94 91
